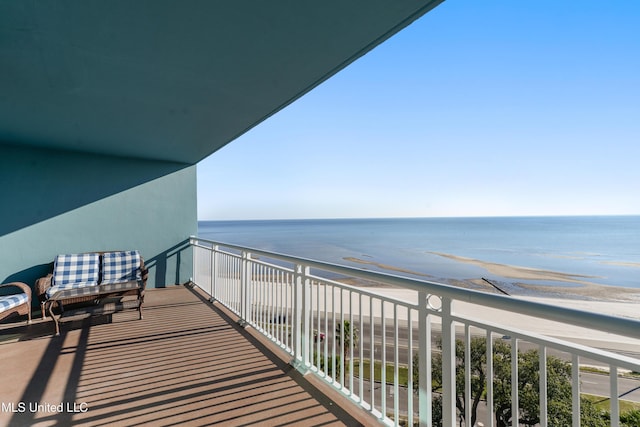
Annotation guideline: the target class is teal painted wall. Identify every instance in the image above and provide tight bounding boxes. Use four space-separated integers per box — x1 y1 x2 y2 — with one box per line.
0 144 196 297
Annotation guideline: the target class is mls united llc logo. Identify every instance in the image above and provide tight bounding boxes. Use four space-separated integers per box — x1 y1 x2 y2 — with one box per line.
1 401 88 413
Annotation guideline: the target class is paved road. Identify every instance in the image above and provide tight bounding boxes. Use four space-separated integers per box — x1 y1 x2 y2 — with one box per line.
581 372 640 402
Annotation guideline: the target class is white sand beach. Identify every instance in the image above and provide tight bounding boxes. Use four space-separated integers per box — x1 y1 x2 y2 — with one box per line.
338 254 640 348
310 285 640 360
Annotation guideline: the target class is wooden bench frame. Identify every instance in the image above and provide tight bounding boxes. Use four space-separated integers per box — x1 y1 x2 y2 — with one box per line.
36 251 148 335
0 282 32 324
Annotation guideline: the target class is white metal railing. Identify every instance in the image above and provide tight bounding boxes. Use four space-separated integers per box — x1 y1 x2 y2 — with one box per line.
190 237 640 427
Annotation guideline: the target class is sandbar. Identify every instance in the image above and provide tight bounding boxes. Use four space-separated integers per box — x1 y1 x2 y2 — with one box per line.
343 257 433 278
601 261 640 268
339 253 640 302
429 252 599 285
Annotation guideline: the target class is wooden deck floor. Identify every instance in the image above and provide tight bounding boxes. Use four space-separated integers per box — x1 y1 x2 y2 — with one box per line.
0 285 372 427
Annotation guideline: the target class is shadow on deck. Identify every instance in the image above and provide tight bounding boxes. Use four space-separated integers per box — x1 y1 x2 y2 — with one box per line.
0 285 370 427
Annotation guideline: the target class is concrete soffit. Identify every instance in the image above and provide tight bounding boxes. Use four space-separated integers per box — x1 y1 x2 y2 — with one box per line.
0 1 445 165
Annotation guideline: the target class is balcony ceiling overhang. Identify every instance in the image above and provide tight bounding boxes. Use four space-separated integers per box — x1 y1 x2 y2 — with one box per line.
0 1 443 164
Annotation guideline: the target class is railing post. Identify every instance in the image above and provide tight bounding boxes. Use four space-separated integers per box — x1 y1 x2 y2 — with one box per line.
302 265 311 369
441 297 456 427
571 355 580 427
210 244 218 302
611 366 620 427
292 264 311 372
192 238 198 286
240 251 251 325
418 290 431 427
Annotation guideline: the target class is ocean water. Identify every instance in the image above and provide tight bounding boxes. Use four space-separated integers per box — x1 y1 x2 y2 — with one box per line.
198 216 640 289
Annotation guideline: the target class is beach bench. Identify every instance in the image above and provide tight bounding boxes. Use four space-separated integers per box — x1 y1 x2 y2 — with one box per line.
0 282 32 324
36 250 148 335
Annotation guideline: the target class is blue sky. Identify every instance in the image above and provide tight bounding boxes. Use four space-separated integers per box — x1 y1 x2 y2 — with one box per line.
197 0 640 220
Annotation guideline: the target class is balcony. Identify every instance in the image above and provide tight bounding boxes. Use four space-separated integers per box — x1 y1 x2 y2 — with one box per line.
2 238 640 427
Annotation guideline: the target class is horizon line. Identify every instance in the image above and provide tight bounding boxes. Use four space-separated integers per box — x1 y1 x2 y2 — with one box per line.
198 213 640 222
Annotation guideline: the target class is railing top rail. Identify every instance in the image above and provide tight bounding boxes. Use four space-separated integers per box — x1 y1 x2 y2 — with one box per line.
190 236 640 340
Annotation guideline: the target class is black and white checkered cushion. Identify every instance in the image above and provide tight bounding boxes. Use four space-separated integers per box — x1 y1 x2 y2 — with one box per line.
47 280 140 301
47 253 100 299
0 293 28 312
52 253 100 288
102 251 141 284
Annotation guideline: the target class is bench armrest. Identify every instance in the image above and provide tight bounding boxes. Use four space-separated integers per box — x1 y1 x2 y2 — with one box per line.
35 274 53 303
0 282 31 300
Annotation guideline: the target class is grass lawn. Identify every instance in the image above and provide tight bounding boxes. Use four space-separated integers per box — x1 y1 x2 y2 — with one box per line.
582 394 640 413
353 359 410 387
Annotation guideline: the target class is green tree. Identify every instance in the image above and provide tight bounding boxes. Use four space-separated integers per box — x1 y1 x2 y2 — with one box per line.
493 343 576 426
621 408 640 427
314 352 341 378
579 398 608 427
413 337 611 427
413 337 487 427
335 319 359 361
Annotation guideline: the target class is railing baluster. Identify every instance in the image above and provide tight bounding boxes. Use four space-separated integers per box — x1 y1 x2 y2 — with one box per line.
227 255 232 310
487 330 494 427
407 307 414 427
418 291 430 427
340 288 345 388
229 254 234 312
465 325 471 427
511 337 519 427
257 263 263 330
349 289 354 394
270 267 274 337
324 282 329 377
268 266 274 337
258 263 263 329
441 297 456 427
285 271 290 351
263 264 267 332
370 296 375 411
231 255 236 313
224 254 228 306
393 303 399 426
316 280 321 370
539 345 547 427
229 255 233 310
276 269 281 344
381 301 387 419
359 292 364 403
332 284 337 383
